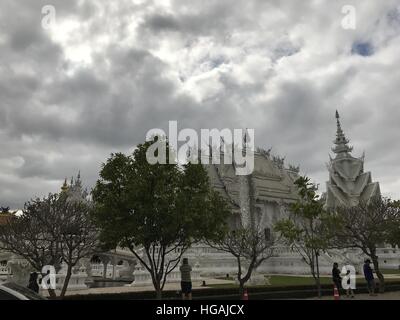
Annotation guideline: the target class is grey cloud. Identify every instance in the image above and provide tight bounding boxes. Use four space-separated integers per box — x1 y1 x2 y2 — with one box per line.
144 13 181 32
0 0 399 207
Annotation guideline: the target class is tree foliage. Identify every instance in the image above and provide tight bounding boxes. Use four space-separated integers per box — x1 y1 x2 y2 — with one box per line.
275 176 327 297
324 197 400 293
92 137 230 299
0 176 98 298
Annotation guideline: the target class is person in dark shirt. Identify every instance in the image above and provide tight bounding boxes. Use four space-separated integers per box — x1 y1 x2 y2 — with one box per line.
180 258 192 300
332 263 342 294
27 272 39 293
363 259 376 296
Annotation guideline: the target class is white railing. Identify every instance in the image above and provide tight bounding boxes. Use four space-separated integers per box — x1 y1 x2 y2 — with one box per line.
128 266 202 287
89 263 126 278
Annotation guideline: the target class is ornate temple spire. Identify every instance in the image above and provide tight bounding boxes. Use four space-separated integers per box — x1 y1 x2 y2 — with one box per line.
332 110 353 156
242 128 251 156
326 111 381 209
61 178 69 193
75 171 82 188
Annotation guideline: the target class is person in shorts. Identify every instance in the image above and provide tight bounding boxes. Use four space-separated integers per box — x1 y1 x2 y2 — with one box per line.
363 259 376 296
180 258 192 300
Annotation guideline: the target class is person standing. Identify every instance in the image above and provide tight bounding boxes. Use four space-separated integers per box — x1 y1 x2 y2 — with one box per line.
180 258 192 300
363 259 376 296
27 272 39 293
344 269 355 298
332 263 342 294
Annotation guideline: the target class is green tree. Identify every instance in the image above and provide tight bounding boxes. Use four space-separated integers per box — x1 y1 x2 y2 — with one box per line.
275 176 327 298
387 200 400 248
324 197 400 293
92 137 230 299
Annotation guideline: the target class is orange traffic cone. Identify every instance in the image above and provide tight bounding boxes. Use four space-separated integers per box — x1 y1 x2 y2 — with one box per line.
242 289 249 300
333 285 340 300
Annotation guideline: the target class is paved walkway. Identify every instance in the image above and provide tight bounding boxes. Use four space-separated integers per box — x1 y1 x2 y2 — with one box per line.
310 291 400 300
41 273 400 298
41 278 235 297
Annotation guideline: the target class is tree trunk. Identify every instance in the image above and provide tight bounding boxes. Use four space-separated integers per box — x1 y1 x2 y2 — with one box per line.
238 280 245 298
155 286 162 300
237 258 255 299
236 257 243 299
152 276 163 300
309 251 321 298
60 265 73 298
371 255 385 293
311 269 321 298
314 276 321 298
315 252 321 298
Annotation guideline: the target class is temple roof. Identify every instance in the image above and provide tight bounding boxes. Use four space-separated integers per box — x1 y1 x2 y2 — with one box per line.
206 150 300 208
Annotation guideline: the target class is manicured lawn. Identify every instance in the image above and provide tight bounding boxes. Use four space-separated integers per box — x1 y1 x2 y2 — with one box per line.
207 283 238 289
382 269 400 275
268 275 332 287
209 275 333 289
210 274 400 289
207 272 396 288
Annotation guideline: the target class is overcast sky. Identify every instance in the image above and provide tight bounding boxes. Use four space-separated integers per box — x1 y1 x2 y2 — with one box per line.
1 0 400 208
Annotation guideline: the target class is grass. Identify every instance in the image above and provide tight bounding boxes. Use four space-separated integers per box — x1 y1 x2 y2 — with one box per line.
209 275 333 289
209 274 400 289
382 269 400 275
207 275 376 288
268 275 332 287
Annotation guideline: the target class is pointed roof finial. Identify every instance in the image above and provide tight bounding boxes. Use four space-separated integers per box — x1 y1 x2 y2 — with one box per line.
243 128 251 149
332 110 353 156
75 171 82 188
61 178 69 193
